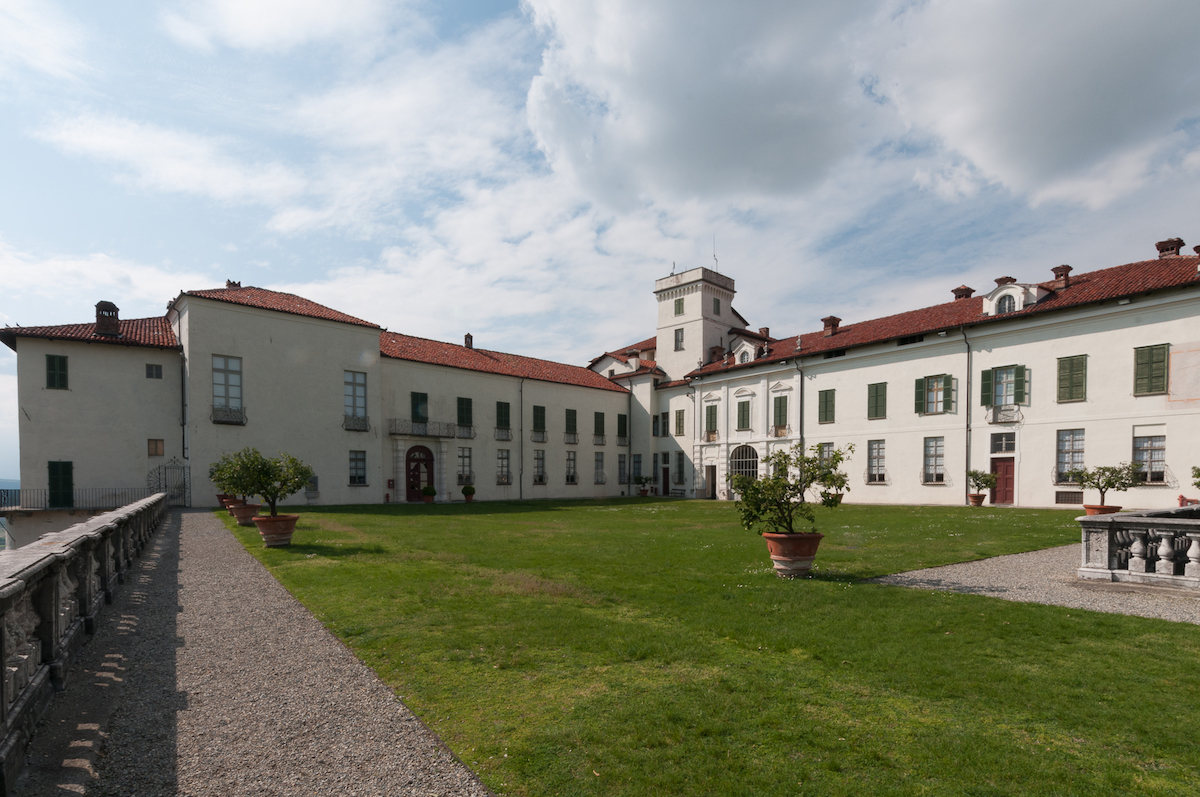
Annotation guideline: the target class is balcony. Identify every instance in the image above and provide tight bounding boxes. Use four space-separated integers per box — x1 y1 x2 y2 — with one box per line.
617 435 629 447
988 404 1022 424
593 434 606 446
343 414 369 432
388 418 458 437
703 430 719 443
494 427 513 441
564 433 579 445
0 487 156 511
594 472 607 485
456 425 476 439
565 472 578 485
211 405 246 425
532 473 547 485
530 430 547 443
457 471 475 486
772 425 789 438
496 472 512 486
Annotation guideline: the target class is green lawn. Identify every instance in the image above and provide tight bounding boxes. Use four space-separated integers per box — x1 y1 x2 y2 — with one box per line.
222 499 1200 796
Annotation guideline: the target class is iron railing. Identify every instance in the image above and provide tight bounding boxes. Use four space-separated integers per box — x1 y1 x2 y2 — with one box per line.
497 473 512 486
343 414 369 432
530 430 547 443
594 472 607 485
0 487 157 511
457 471 475 486
388 419 458 437
495 427 513 441
593 435 606 446
456 425 476 439
617 435 629 447
565 473 578 485
564 433 579 445
989 405 1021 424
212 405 246 425
532 473 547 485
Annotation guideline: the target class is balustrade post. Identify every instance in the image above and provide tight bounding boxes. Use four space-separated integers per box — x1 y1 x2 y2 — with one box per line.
1185 533 1200 578
1152 529 1176 575
1128 530 1149 573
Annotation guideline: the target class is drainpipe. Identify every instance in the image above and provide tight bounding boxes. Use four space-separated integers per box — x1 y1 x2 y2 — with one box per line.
961 327 972 505
794 359 805 452
519 378 524 500
687 382 696 495
627 380 633 496
179 352 188 461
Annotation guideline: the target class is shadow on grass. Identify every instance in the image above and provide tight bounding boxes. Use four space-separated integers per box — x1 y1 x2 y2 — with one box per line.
273 542 387 558
271 496 689 518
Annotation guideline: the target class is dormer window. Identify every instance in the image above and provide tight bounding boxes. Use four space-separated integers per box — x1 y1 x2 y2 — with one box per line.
739 351 750 363
996 295 1016 314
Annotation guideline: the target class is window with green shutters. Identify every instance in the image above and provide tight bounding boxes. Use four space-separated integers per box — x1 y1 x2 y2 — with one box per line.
565 409 577 434
867 382 886 419
48 461 73 508
496 401 511 429
980 366 1027 406
773 395 787 428
532 405 546 431
46 354 68 390
411 392 428 423
915 375 952 414
1134 344 1168 395
736 400 750 430
1057 356 1086 402
675 409 685 436
617 414 628 438
457 397 473 426
674 297 684 315
594 412 605 436
706 404 718 432
818 389 835 424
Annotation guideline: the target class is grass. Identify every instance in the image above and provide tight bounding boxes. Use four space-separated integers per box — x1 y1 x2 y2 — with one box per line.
222 499 1200 796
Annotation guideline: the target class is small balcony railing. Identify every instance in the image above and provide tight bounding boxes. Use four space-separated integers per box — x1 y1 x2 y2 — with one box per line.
496 473 512 486
989 405 1022 424
0 487 156 511
531 430 547 443
388 419 458 437
617 435 629 446
532 473 547 485
594 472 607 485
495 427 513 441
772 425 789 438
703 430 719 442
212 405 246 425
343 414 369 432
564 433 579 445
566 473 578 485
456 425 476 439
593 435 606 445
457 471 475 486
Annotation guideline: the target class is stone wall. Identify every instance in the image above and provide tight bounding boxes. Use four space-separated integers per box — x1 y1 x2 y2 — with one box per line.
1078 504 1200 588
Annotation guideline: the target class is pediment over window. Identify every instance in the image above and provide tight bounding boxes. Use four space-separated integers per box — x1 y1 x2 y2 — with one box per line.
701 392 721 402
768 381 793 393
732 387 756 398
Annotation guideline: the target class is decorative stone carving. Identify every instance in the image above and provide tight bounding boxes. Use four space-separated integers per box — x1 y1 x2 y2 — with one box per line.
4 595 42 710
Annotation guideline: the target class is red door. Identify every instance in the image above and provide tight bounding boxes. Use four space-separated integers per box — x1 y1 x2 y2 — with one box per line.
406 446 434 502
661 466 670 496
991 458 1014 505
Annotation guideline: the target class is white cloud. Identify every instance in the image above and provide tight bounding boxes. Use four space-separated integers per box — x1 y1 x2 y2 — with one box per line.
40 115 306 204
0 0 86 81
161 0 393 52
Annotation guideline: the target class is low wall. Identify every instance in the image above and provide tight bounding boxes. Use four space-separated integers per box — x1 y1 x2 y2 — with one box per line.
1078 505 1200 588
0 493 167 795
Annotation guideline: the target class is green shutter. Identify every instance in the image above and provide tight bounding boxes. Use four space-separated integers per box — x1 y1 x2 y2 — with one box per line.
1014 365 1026 404
915 378 925 413
1057 358 1071 402
1134 345 1168 394
594 412 605 436
819 389 835 423
868 382 886 419
980 369 994 406
942 375 953 413
617 414 627 438
706 404 717 432
1151 344 1168 393
411 392 428 423
565 409 577 434
496 401 510 429
773 395 787 427
737 401 749 430
46 355 68 390
48 461 73 508
533 405 545 431
457 397 472 426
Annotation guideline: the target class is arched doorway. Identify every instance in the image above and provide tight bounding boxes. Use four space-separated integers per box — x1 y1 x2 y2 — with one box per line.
406 446 434 502
729 445 759 482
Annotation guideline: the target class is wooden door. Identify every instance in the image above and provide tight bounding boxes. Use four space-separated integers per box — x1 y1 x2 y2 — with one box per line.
48 461 73 508
661 466 670 496
991 458 1015 505
705 465 717 499
406 446 434 502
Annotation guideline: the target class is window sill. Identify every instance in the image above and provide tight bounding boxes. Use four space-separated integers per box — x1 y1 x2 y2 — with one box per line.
921 481 947 486
348 483 369 487
867 416 886 421
1056 398 1086 404
817 421 834 425
1133 393 1167 398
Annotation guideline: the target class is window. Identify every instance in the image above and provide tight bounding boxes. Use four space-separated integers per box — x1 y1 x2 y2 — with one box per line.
496 401 511 440
632 454 642 480
653 453 659 472
729 445 758 481
674 329 684 351
618 454 627 484
818 389 835 424
981 366 1026 407
213 355 242 408
457 397 473 427
823 350 845 360
996 294 1016 314
652 414 660 436
922 437 945 483
674 297 684 315
411 392 428 423
566 451 578 484
46 355 68 389
349 451 366 485
675 409 685 436
674 451 685 484
736 400 751 430
1056 430 1084 482
773 396 788 429
1134 344 1168 395
497 449 511 485
534 450 546 484
565 409 577 434
457 447 473 484
595 452 605 484
532 405 546 431
867 440 885 483
48 461 73 508
739 351 750 363
1057 356 1086 403
713 297 720 315
1133 435 1166 483
916 375 952 414
148 439 164 457
345 371 367 417
867 382 886 420
661 412 669 437
594 411 605 436
817 442 833 463
617 414 628 444
146 364 163 379
991 432 1015 453
705 404 718 436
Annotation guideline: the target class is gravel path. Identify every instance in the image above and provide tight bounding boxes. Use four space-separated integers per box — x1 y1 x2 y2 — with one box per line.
15 509 490 797
875 543 1200 625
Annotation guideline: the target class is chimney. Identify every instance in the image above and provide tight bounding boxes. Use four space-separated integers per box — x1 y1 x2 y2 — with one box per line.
95 301 120 336
225 280 241 289
758 327 770 338
464 333 473 349
626 350 640 370
994 276 1017 286
1156 238 1184 258
1052 264 1072 289
822 316 841 337
951 285 975 301
709 345 724 364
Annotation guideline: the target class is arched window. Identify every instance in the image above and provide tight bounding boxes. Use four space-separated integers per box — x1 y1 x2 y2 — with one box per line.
739 351 750 363
730 445 759 481
996 295 1016 314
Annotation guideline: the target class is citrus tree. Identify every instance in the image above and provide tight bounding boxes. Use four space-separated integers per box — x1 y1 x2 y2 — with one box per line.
730 443 853 535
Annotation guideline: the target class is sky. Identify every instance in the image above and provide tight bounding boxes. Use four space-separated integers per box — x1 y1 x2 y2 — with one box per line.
2 0 1200 480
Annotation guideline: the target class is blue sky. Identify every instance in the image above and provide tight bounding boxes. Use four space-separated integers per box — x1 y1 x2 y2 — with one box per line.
2 0 1200 480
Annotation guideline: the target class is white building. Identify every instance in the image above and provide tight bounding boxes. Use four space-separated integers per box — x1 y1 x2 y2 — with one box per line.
3 236 1200 545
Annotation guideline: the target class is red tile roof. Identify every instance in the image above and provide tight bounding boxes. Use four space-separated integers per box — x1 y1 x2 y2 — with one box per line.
0 316 179 351
685 255 1200 380
381 331 628 393
183 286 379 328
612 360 666 380
590 336 658 366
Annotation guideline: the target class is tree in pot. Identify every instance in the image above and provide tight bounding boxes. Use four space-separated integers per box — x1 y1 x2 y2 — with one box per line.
633 475 653 496
966 469 998 506
1066 462 1142 515
422 484 437 504
815 444 854 507
730 443 851 578
462 484 476 503
209 453 244 512
225 448 315 546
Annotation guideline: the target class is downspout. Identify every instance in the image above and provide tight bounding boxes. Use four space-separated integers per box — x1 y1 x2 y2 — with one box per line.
794 359 805 452
179 351 188 461
961 327 972 505
519 378 524 500
627 380 633 495
687 381 696 495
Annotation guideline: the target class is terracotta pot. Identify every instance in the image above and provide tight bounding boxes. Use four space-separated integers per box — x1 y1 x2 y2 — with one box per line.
967 494 985 507
761 532 824 579
423 495 434 504
464 494 474 503
638 489 649 496
1083 504 1122 516
215 493 231 504
252 514 299 547
223 497 245 515
228 503 262 526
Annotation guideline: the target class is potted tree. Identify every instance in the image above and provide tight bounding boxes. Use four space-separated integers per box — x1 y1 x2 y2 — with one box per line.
209 453 245 513
815 444 854 507
634 475 653 496
730 443 851 578
462 484 476 503
422 484 437 504
1067 463 1142 515
966 469 998 506
222 448 315 546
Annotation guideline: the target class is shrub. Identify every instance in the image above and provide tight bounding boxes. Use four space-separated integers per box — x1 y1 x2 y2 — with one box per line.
422 484 437 497
729 443 852 535
210 448 314 516
1066 463 1142 506
967 469 998 493
462 484 476 496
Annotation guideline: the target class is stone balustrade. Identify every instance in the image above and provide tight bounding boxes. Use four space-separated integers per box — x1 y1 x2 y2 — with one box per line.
0 493 167 794
1078 505 1200 588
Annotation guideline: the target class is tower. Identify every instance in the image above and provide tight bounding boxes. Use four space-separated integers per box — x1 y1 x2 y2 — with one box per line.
653 268 739 381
